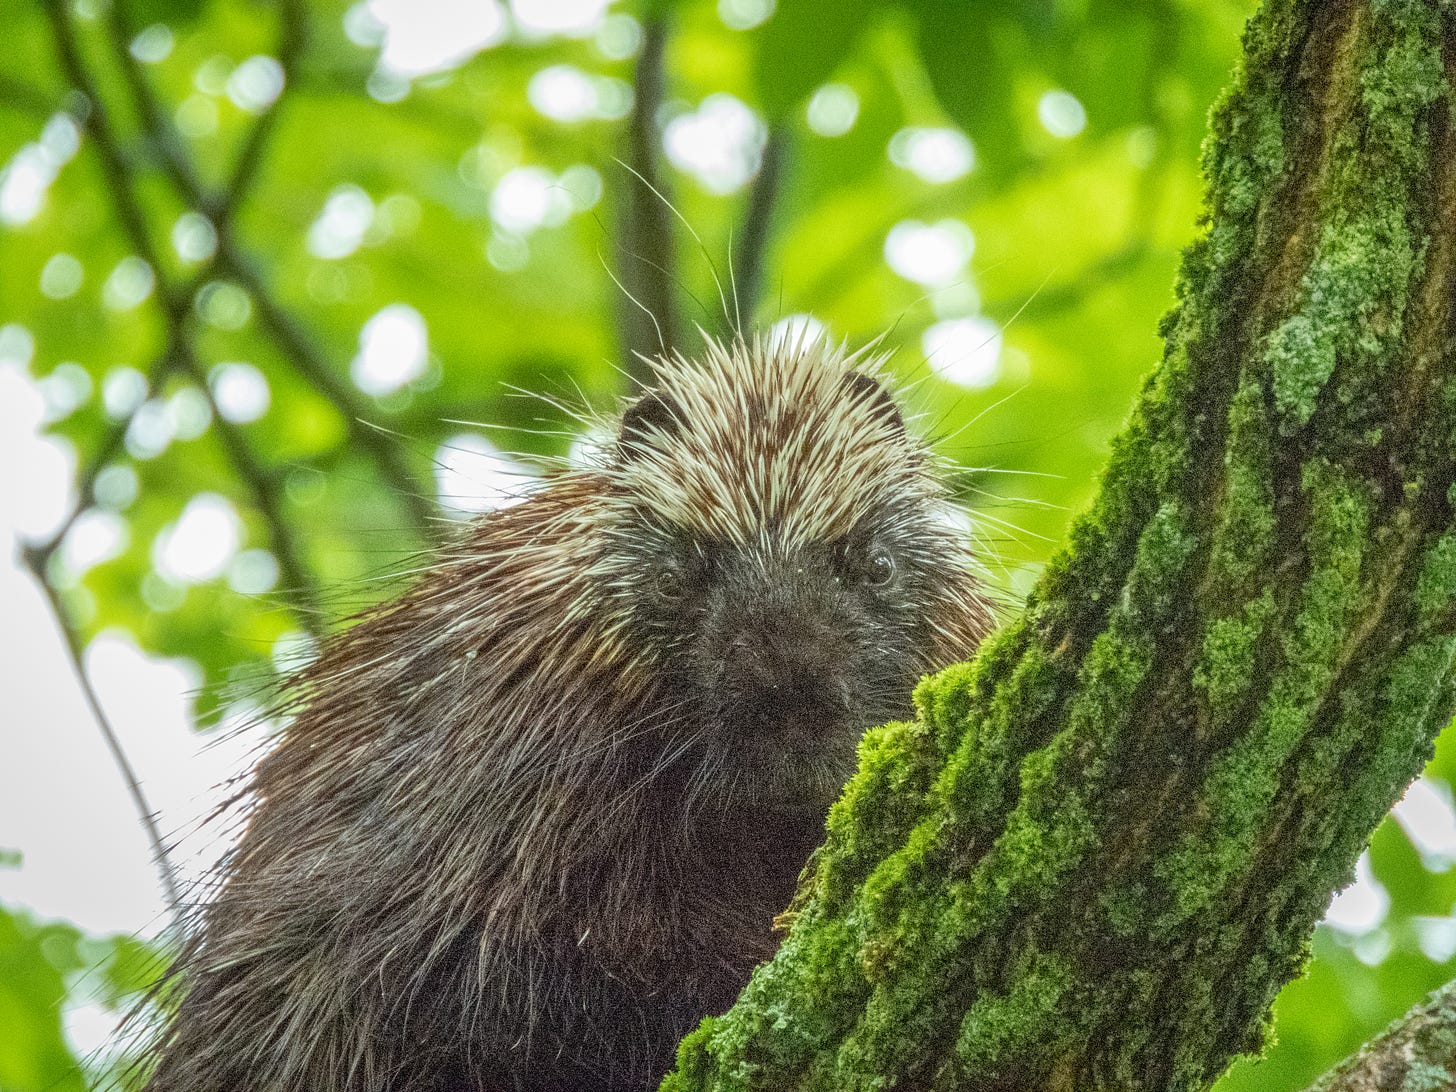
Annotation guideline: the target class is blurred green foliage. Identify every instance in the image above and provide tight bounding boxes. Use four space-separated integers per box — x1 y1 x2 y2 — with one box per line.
1 0 1452 1088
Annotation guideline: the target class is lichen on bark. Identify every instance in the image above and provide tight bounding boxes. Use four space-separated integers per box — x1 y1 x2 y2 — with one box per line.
663 0 1456 1088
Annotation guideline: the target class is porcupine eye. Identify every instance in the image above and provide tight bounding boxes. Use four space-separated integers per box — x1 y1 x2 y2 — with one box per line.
835 542 897 589
656 566 686 601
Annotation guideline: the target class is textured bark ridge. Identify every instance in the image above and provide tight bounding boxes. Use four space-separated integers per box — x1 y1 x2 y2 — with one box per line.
664 0 1456 1089
1305 978 1456 1092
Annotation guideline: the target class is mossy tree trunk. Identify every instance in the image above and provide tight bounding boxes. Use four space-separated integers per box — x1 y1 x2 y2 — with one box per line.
1304 977 1456 1091
664 0 1456 1089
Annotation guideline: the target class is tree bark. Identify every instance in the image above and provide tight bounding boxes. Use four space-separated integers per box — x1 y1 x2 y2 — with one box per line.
664 0 1456 1088
1304 978 1456 1091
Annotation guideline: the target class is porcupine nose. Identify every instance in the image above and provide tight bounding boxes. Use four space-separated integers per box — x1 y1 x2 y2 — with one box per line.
727 616 852 730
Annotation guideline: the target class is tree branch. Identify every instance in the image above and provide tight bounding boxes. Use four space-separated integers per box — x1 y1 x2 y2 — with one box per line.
616 15 679 385
727 124 789 339
179 355 326 640
1304 978 1456 1092
16 545 183 923
213 241 440 539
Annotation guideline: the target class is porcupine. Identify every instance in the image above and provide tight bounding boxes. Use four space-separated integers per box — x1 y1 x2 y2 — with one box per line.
138 333 996 1092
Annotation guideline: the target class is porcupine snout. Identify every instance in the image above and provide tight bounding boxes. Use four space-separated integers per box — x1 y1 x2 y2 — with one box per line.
717 599 855 736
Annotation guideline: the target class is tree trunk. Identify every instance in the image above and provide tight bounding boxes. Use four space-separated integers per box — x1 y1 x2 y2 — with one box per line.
664 0 1456 1088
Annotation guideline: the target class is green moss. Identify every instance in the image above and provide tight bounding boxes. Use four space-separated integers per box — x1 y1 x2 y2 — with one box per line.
1416 533 1456 620
1194 591 1276 722
953 953 1075 1076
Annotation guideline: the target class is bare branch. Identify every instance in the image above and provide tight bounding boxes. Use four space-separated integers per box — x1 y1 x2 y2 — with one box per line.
179 356 327 640
1304 977 1456 1092
215 0 308 220
215 241 440 541
44 2 173 295
16 545 183 924
93 0 436 542
729 125 790 338
616 16 679 385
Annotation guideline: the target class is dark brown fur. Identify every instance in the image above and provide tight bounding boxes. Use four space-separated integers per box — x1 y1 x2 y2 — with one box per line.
139 338 993 1091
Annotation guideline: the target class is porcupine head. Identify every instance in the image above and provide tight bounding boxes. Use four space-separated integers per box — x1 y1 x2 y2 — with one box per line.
136 332 993 1092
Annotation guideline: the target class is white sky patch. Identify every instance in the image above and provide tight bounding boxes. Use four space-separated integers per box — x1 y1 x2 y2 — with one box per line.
0 323 35 366
228 548 279 595
362 0 508 77
60 510 128 577
63 998 126 1072
0 114 81 227
663 94 766 195
167 387 213 441
527 65 633 123
435 432 536 512
889 126 975 184
718 0 774 30
595 13 641 59
1394 775 1456 870
806 83 859 138
922 317 1002 389
1324 851 1389 935
884 219 975 286
102 367 148 420
125 399 175 460
272 630 319 675
307 184 376 260
765 314 829 357
489 166 573 234
1416 916 1456 962
39 362 93 423
0 370 255 940
226 55 285 113
40 253 84 300
172 211 218 263
102 256 156 312
0 356 75 538
566 423 614 470
209 361 271 423
153 493 242 584
129 23 174 63
195 281 252 330
351 303 428 396
529 64 595 120
94 465 138 511
512 0 611 37
558 163 604 210
1038 89 1087 139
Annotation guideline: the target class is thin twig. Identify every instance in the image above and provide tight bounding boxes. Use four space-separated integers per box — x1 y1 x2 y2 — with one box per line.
17 545 184 921
728 125 790 339
44 2 173 294
100 0 207 200
216 0 308 216
177 353 326 638
0 74 62 119
216 241 440 539
617 16 679 384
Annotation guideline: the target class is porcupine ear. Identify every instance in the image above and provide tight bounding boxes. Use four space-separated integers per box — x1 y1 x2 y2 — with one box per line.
618 390 684 459
840 371 906 435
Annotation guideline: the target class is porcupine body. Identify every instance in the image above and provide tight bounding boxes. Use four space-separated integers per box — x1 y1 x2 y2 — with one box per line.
139 335 995 1092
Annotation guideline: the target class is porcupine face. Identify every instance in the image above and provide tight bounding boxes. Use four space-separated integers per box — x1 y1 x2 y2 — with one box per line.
596 337 978 808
